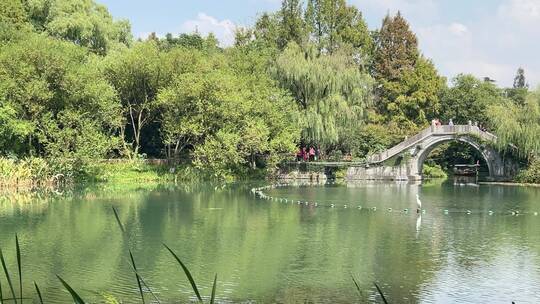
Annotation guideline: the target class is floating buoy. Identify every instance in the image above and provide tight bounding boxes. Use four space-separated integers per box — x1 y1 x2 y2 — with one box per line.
443 210 449 214
534 212 538 216
344 205 348 209
466 210 471 215
488 210 494 215
314 203 318 207
388 208 392 212
403 208 408 213
372 207 377 211
331 204 335 208
421 209 426 214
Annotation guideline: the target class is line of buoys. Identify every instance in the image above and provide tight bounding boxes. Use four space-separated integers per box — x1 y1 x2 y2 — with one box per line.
251 184 540 216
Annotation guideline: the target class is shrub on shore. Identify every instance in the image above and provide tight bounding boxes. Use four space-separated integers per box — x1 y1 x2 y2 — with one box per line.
515 159 540 184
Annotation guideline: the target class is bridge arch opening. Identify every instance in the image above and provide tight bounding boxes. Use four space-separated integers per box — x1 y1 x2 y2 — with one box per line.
415 136 493 178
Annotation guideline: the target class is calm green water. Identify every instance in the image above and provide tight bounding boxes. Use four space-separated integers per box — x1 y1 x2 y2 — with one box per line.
1 181 540 303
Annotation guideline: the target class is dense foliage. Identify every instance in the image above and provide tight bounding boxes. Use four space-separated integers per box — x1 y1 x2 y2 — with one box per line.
0 0 538 181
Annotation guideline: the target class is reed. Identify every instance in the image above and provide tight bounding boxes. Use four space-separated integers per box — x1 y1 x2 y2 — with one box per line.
15 235 21 304
56 275 85 304
163 244 204 302
0 247 17 304
374 282 389 304
33 282 43 304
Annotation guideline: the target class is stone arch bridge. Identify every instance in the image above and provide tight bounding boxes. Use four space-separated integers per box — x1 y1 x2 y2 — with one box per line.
282 125 517 181
345 125 517 181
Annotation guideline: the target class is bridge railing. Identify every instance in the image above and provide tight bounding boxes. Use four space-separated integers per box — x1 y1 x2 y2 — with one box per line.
367 125 497 164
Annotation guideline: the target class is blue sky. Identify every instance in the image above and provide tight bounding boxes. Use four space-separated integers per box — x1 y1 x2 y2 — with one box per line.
97 0 540 87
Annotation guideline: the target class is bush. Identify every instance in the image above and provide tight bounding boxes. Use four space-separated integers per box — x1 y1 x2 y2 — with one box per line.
327 150 343 162
0 157 54 186
422 164 448 178
515 159 540 184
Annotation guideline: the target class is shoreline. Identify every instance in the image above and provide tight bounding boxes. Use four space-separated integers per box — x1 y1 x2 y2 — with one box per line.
478 181 540 187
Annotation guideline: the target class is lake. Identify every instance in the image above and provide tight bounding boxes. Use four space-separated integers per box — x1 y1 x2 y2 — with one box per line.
1 180 539 303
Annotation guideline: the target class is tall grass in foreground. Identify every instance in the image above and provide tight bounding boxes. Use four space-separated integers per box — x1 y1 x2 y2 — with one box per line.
0 209 391 303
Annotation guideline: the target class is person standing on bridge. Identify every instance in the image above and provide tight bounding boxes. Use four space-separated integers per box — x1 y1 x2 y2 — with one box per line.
309 147 315 162
449 118 454 126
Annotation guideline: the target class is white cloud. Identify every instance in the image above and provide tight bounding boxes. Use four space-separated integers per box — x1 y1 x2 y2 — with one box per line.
498 0 540 26
448 23 468 36
180 13 238 47
396 0 540 87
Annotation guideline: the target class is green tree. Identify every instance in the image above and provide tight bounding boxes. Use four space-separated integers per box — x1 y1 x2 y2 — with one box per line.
252 13 280 48
440 74 504 125
507 67 529 105
372 12 444 132
386 56 445 129
158 47 299 178
0 0 30 29
102 41 168 158
234 27 253 47
25 0 132 54
274 42 373 152
305 0 372 55
489 87 540 158
0 32 121 163
373 12 418 81
513 67 527 89
278 0 306 49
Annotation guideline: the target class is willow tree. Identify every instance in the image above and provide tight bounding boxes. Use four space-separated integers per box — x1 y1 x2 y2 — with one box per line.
274 42 373 151
24 0 131 54
488 88 540 159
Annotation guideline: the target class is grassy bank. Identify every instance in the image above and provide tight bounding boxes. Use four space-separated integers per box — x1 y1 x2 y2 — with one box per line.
0 157 271 191
0 158 183 189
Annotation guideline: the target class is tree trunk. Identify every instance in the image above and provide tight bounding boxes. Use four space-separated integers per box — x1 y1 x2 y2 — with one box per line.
120 125 132 160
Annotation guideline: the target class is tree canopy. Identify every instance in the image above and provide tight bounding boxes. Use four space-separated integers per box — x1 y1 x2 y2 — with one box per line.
0 0 537 179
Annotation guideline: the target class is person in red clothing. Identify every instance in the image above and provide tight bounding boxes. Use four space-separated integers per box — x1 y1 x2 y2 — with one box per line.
302 147 308 162
309 147 315 161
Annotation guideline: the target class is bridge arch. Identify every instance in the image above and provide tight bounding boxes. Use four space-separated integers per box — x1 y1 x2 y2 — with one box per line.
346 125 516 181
413 135 499 178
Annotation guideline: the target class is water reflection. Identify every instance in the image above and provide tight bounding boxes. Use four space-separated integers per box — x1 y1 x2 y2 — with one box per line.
0 181 539 303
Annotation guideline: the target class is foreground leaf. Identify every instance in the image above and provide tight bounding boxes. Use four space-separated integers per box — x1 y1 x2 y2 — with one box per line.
34 282 44 304
15 235 22 304
374 282 388 304
163 244 202 302
210 274 217 304
0 248 17 304
129 250 145 304
351 274 362 298
56 275 85 304
112 207 125 234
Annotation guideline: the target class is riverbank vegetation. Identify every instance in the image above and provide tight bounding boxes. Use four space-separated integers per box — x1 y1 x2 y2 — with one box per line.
1 0 539 184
